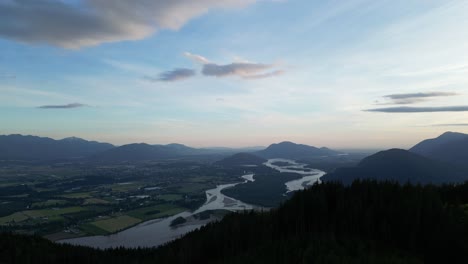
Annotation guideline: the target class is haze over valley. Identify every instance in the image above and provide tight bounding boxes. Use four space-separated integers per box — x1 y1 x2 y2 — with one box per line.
1 1 468 263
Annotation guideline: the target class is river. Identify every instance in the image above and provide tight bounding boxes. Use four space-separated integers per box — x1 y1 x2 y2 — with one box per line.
263 159 325 192
59 159 324 249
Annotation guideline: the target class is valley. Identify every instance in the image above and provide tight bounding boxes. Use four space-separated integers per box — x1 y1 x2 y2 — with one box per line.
0 160 245 240
2 132 468 263
0 152 327 246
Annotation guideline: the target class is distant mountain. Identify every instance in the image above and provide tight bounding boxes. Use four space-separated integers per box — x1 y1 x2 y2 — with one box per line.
256 141 340 160
0 134 114 161
322 149 468 184
92 143 212 162
410 132 468 165
0 134 271 163
214 153 266 167
205 146 265 153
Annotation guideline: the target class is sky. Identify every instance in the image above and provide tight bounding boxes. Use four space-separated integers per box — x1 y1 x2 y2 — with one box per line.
1 0 468 149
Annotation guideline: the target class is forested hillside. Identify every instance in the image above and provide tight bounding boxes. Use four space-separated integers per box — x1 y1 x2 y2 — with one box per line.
322 149 468 184
1 181 467 264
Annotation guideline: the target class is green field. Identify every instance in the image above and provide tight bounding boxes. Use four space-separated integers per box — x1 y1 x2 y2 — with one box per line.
159 194 183 202
0 206 85 225
177 183 212 193
110 183 143 192
127 204 186 220
0 212 29 225
90 215 141 233
79 223 108 235
188 176 216 183
32 200 68 208
60 192 93 199
5 194 29 198
23 206 85 218
0 160 243 237
83 198 110 205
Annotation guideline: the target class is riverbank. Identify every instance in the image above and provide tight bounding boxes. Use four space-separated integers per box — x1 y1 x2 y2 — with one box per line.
58 161 325 249
58 173 259 248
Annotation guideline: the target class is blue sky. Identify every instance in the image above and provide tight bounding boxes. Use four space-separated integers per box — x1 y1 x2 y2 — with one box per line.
1 0 468 148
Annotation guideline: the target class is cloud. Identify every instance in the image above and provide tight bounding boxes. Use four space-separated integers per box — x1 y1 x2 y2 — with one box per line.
242 70 285 79
382 92 458 104
144 68 195 82
198 59 284 79
152 52 285 82
0 0 256 49
365 106 468 113
184 52 211 64
37 103 87 109
431 123 468 127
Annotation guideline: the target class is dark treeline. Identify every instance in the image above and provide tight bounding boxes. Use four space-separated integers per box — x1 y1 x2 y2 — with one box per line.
221 170 301 207
2 181 468 264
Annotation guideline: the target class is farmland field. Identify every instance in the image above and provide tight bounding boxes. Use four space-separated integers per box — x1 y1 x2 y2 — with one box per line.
90 215 141 233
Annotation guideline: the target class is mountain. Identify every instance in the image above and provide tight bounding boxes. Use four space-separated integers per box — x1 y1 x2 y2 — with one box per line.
0 134 268 163
0 134 114 161
256 141 340 160
321 148 468 184
214 153 266 167
92 143 212 162
205 146 265 153
410 132 468 165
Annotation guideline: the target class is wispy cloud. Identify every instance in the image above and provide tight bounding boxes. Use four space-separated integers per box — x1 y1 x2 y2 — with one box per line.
431 123 468 127
37 103 87 109
184 52 211 64
202 62 280 79
184 52 284 80
152 52 285 82
0 0 257 49
242 70 285 79
144 68 195 82
380 92 458 105
365 106 468 113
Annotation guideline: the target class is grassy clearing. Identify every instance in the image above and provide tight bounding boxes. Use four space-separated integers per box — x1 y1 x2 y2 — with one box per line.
159 194 183 202
188 176 216 183
0 207 84 225
0 212 28 225
127 204 186 220
32 199 68 208
83 198 109 205
60 192 93 199
23 206 85 218
0 182 23 188
110 183 143 192
79 222 109 236
5 194 29 198
90 215 141 233
177 183 211 194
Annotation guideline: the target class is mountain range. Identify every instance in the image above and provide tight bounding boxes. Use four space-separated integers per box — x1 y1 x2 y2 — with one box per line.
0 135 341 162
0 135 114 161
2 132 468 169
91 143 211 162
255 141 340 159
410 131 468 166
321 148 468 184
